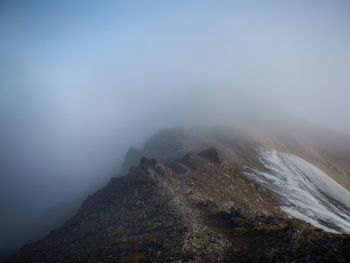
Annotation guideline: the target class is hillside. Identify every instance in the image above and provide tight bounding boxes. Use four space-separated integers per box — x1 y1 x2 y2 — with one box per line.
6 125 350 262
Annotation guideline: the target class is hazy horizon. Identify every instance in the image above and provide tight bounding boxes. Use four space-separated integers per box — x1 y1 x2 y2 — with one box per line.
1 0 350 257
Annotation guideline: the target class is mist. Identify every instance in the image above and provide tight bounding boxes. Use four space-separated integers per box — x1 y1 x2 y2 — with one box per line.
1 0 350 257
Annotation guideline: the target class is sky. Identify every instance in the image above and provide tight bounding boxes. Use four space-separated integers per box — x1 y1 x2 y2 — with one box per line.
0 0 350 256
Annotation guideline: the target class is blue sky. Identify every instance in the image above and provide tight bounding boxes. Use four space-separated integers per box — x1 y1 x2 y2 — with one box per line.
1 0 350 179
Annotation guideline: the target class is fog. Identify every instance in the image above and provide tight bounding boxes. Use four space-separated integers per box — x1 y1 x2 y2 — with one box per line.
1 0 350 257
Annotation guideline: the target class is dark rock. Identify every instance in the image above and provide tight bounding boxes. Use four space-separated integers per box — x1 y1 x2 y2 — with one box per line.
198 148 220 163
140 157 158 174
143 128 186 160
167 162 187 174
120 147 143 174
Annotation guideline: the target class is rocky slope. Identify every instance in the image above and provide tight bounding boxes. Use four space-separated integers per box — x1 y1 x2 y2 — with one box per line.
6 125 350 262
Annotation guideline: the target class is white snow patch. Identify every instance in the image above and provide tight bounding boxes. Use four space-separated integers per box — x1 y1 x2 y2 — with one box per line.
245 148 350 233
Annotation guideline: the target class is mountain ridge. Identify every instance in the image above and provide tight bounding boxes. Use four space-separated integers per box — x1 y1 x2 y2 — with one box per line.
6 124 350 262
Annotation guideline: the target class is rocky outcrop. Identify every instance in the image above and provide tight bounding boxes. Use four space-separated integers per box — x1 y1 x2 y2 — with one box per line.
120 147 143 175
198 148 220 163
143 128 187 161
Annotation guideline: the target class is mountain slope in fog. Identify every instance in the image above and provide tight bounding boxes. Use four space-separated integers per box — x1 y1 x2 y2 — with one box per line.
7 150 350 263
245 149 350 233
6 123 350 262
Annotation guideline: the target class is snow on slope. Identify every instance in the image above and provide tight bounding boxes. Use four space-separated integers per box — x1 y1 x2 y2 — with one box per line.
245 149 350 233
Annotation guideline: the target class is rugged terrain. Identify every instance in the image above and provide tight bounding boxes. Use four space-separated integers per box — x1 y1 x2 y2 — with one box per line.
5 124 350 262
